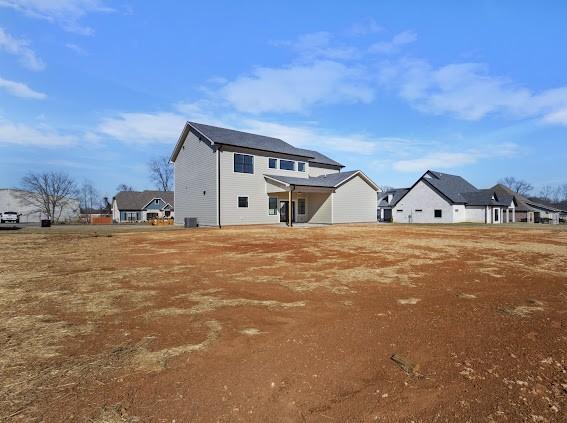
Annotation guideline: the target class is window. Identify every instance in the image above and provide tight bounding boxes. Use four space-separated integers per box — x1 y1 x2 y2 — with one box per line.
434 209 442 218
268 197 278 215
268 158 277 169
298 198 306 215
238 196 249 208
155 199 159 204
280 160 295 171
234 153 254 174
298 162 306 172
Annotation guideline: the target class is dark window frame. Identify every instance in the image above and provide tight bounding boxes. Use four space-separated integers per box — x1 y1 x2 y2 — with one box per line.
434 209 442 218
234 153 254 174
238 196 249 208
298 198 306 215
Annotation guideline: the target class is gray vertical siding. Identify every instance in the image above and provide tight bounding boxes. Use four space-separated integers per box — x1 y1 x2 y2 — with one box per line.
174 130 218 226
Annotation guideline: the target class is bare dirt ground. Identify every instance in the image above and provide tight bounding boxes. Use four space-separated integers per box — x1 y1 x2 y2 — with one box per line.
1 224 566 422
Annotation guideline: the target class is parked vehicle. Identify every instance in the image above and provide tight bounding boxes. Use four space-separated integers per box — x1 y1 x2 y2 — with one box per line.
1 211 20 223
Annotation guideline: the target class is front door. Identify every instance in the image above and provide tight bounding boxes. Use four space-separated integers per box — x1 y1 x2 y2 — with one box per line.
280 201 295 223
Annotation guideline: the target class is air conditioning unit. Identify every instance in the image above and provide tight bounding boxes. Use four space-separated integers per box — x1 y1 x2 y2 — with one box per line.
184 217 199 228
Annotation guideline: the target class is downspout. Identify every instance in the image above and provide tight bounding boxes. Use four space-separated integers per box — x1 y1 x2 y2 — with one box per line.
217 145 222 229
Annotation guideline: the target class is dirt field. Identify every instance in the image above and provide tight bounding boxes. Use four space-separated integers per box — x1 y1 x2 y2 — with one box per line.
1 224 566 422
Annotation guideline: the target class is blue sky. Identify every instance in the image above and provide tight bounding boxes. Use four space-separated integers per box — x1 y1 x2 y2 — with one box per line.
1 1 567 198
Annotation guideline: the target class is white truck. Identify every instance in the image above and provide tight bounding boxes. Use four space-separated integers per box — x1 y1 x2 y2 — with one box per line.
1 211 20 224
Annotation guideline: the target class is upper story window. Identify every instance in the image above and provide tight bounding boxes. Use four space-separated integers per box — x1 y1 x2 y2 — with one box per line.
298 162 306 172
234 153 254 174
268 158 277 169
280 160 295 171
155 199 159 204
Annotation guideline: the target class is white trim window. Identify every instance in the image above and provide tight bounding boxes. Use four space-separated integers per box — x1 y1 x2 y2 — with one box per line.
279 159 295 171
268 158 277 169
238 196 249 208
234 153 254 174
268 197 278 215
298 162 306 172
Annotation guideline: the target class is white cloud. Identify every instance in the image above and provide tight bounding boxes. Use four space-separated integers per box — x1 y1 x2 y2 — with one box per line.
277 32 358 61
0 0 113 35
221 60 374 114
237 119 378 154
65 42 86 55
347 18 384 36
0 121 74 146
0 76 46 99
382 59 567 124
369 30 417 54
97 112 187 143
0 27 44 70
392 143 521 172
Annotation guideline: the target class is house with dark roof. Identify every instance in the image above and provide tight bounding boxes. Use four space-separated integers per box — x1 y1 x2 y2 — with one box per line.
491 184 561 224
112 191 174 223
170 122 380 226
382 170 515 224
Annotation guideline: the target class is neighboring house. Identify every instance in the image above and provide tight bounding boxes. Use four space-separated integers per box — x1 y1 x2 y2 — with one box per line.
491 184 561 224
112 191 174 223
170 122 380 226
378 188 409 221
0 188 80 223
384 170 515 224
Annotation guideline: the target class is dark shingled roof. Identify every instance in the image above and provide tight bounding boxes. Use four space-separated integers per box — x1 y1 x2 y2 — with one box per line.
114 191 174 210
177 122 344 167
265 170 370 189
190 122 313 158
461 189 509 206
423 171 479 203
295 148 344 168
378 188 409 207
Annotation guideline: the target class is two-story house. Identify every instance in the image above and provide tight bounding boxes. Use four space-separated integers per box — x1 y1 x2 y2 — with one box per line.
170 122 380 226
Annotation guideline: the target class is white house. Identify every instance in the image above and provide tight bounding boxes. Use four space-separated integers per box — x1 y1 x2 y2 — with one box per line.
378 170 515 224
112 191 174 223
170 122 380 226
0 188 79 223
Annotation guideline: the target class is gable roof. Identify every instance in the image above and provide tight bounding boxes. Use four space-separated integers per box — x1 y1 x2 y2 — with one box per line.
491 184 534 212
378 188 410 207
170 121 344 167
422 170 479 203
460 189 509 206
113 191 174 210
265 170 379 191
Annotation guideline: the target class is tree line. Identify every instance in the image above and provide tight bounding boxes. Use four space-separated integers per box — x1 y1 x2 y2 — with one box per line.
17 156 173 222
499 176 567 206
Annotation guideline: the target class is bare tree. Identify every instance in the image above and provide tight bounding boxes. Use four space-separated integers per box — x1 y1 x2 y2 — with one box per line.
20 171 79 223
539 185 562 203
380 185 396 192
80 180 101 212
560 184 567 202
116 183 135 192
148 156 173 191
498 176 533 196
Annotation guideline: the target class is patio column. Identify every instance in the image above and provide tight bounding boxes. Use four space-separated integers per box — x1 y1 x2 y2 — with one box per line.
288 189 293 227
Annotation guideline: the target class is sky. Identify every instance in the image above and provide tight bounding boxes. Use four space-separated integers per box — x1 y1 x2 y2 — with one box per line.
1 0 567 199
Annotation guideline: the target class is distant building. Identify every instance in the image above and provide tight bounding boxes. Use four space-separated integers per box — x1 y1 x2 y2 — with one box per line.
377 170 515 224
112 191 174 223
0 188 80 223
